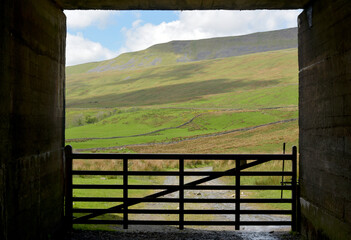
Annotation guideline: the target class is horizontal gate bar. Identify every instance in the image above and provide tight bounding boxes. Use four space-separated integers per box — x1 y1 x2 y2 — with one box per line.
186 221 292 226
72 170 294 176
72 184 238 190
240 210 292 215
134 220 237 226
72 209 234 214
72 220 237 225
71 152 294 160
241 185 292 190
72 170 175 176
72 197 237 203
72 170 122 176
72 197 292 203
72 170 237 176
240 221 292 226
72 184 292 190
240 198 292 203
73 208 292 215
240 171 293 176
73 184 124 189
73 219 292 226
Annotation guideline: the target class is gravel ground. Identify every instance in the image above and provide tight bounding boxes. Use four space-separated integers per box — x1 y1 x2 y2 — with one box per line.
67 228 301 240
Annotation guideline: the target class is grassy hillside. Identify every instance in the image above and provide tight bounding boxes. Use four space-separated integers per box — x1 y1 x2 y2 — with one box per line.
66 48 297 108
129 119 298 155
66 108 297 150
66 49 298 151
66 28 297 75
66 28 298 153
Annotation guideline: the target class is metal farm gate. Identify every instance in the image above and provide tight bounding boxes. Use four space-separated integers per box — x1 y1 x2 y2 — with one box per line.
65 145 298 231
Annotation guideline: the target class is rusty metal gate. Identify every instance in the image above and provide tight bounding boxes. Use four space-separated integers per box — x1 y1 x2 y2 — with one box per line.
65 145 297 231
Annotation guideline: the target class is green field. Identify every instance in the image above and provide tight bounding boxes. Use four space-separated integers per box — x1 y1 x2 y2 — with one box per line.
66 108 297 150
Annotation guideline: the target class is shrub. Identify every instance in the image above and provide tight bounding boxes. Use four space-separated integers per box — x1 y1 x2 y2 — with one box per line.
85 115 98 124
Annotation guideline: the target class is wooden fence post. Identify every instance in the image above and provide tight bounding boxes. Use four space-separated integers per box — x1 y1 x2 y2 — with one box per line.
64 145 73 232
123 158 128 229
291 146 297 232
235 159 240 230
179 158 184 230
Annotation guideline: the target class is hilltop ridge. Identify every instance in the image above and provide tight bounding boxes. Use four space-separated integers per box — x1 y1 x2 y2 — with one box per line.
66 27 297 75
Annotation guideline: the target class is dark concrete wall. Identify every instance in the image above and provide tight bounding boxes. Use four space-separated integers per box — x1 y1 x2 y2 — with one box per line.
0 0 66 239
56 0 309 10
298 0 351 239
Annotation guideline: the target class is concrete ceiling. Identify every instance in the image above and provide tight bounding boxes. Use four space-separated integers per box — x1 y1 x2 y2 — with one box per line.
56 0 309 10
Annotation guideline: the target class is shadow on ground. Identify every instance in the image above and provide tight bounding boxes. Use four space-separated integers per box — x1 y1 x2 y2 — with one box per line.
67 227 301 240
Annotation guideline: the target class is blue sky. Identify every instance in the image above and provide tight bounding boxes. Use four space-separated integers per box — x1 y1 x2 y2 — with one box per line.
65 10 302 66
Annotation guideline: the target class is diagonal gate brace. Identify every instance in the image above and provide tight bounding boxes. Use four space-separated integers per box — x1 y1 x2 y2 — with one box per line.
73 158 271 223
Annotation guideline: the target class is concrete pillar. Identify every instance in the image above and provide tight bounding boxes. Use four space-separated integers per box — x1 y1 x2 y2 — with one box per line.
0 0 66 239
298 0 351 239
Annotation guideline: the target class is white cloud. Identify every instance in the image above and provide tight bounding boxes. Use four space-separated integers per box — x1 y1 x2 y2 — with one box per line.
64 10 117 29
66 33 116 66
121 10 301 52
